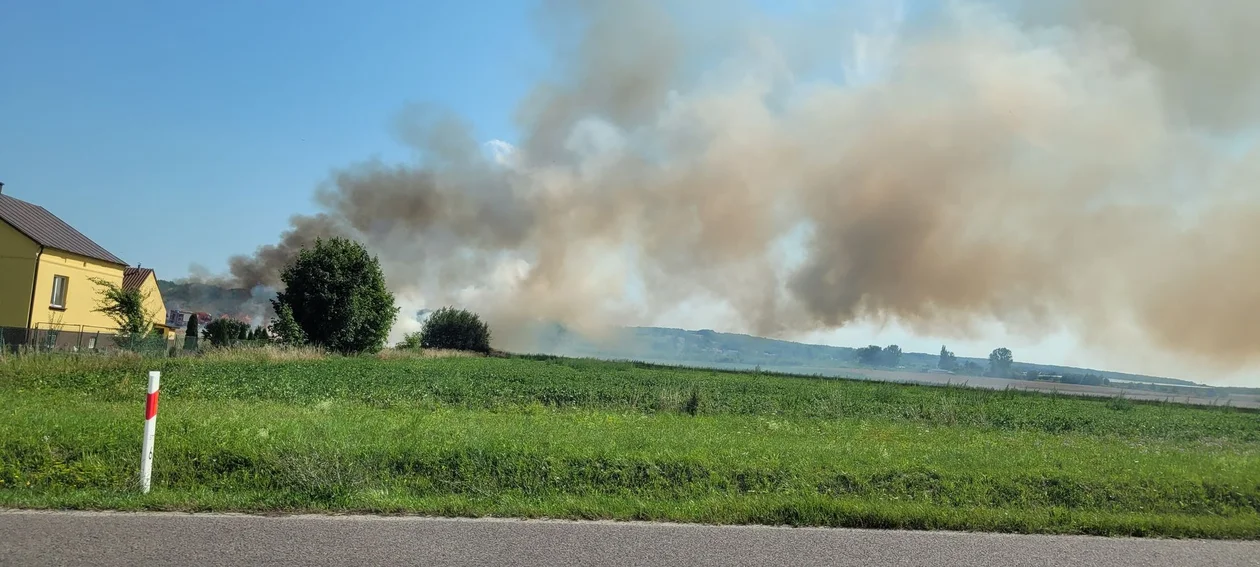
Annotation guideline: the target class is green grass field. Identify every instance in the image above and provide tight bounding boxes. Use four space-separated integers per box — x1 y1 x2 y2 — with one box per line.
2 352 1258 538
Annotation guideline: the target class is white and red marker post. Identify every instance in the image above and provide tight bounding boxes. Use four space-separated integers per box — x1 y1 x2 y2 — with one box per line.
140 370 160 494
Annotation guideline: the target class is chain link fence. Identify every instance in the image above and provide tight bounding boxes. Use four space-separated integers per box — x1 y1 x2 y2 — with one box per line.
0 325 274 357
1 324 134 354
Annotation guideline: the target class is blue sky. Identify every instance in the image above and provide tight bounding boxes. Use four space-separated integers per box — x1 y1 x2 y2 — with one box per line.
4 1 1253 384
1 0 549 277
0 0 909 279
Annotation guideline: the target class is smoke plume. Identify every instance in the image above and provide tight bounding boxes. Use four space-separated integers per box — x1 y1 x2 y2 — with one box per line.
225 0 1260 372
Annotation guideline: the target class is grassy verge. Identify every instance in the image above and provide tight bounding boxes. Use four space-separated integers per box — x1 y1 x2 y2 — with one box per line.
2 353 1258 538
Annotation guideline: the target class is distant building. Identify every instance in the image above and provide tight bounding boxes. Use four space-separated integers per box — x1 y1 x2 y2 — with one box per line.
166 309 195 330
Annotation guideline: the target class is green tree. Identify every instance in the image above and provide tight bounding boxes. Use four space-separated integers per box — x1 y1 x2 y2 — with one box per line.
988 347 1014 378
202 318 249 347
271 237 398 354
269 304 307 346
881 344 902 367
89 277 153 347
856 345 883 365
183 314 199 351
419 307 492 353
938 345 957 370
396 331 423 350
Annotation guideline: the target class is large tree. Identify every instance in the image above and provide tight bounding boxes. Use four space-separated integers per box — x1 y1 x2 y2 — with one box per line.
988 347 1014 378
271 237 398 354
881 344 903 367
938 345 957 370
856 345 883 365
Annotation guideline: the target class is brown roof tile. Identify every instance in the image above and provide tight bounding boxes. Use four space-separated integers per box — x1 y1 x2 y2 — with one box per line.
0 193 127 266
123 267 154 291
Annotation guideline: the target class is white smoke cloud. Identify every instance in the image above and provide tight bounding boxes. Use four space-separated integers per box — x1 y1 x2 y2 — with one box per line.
226 0 1260 386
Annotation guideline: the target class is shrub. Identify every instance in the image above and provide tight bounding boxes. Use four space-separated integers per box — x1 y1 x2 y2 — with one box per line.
88 277 154 342
203 318 250 348
684 386 702 416
396 331 423 350
271 237 398 354
1107 396 1135 412
419 307 491 353
269 304 307 347
183 315 199 351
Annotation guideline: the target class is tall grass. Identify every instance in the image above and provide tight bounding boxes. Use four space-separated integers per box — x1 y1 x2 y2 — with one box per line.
0 344 481 365
1 353 1258 538
3 355 1253 442
375 348 484 360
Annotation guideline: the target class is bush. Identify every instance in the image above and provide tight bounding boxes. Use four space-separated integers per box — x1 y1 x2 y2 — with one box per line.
684 386 702 416
419 307 491 353
183 315 199 351
1108 396 1135 412
271 237 398 354
269 303 307 346
203 318 250 348
396 331 423 350
88 277 154 343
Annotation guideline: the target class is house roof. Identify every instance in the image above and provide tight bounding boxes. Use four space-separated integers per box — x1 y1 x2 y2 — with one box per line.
0 193 127 266
122 267 154 291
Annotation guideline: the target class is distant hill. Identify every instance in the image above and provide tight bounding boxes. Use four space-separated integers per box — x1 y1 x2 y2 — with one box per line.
525 324 857 367
157 279 1204 387
157 280 274 327
528 324 1200 387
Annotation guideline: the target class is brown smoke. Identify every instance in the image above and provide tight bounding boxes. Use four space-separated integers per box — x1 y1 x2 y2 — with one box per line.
224 0 1260 372
227 214 347 289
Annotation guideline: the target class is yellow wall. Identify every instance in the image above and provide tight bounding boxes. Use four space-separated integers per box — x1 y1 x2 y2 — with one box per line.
137 271 173 338
0 221 39 328
2 221 168 338
29 249 126 333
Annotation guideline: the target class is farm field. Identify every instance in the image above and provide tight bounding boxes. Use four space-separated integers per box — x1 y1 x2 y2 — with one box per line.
832 368 1260 409
622 358 1260 409
2 352 1258 539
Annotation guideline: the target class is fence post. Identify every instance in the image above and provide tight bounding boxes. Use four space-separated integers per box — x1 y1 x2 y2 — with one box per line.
140 371 161 493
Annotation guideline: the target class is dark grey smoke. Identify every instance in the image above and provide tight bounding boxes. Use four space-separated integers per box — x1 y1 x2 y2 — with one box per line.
221 0 1260 375
227 214 346 289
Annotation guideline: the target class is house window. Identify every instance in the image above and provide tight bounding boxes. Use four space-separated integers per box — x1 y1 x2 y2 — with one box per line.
50 275 69 309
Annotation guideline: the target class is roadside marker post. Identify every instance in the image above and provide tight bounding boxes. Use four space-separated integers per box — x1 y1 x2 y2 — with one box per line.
140 371 160 494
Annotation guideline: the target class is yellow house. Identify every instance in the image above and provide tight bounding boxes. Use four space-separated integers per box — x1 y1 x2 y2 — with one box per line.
0 188 173 348
123 267 175 339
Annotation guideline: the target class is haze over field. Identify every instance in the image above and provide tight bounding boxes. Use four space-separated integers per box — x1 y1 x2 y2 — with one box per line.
211 0 1260 386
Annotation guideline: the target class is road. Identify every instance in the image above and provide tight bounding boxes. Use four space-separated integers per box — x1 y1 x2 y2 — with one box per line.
2 510 1257 566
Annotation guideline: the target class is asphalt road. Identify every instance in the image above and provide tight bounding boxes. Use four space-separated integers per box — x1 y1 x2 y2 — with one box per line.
2 510 1257 567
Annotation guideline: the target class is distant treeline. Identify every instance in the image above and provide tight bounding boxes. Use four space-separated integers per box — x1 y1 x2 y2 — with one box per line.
155 281 1234 392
